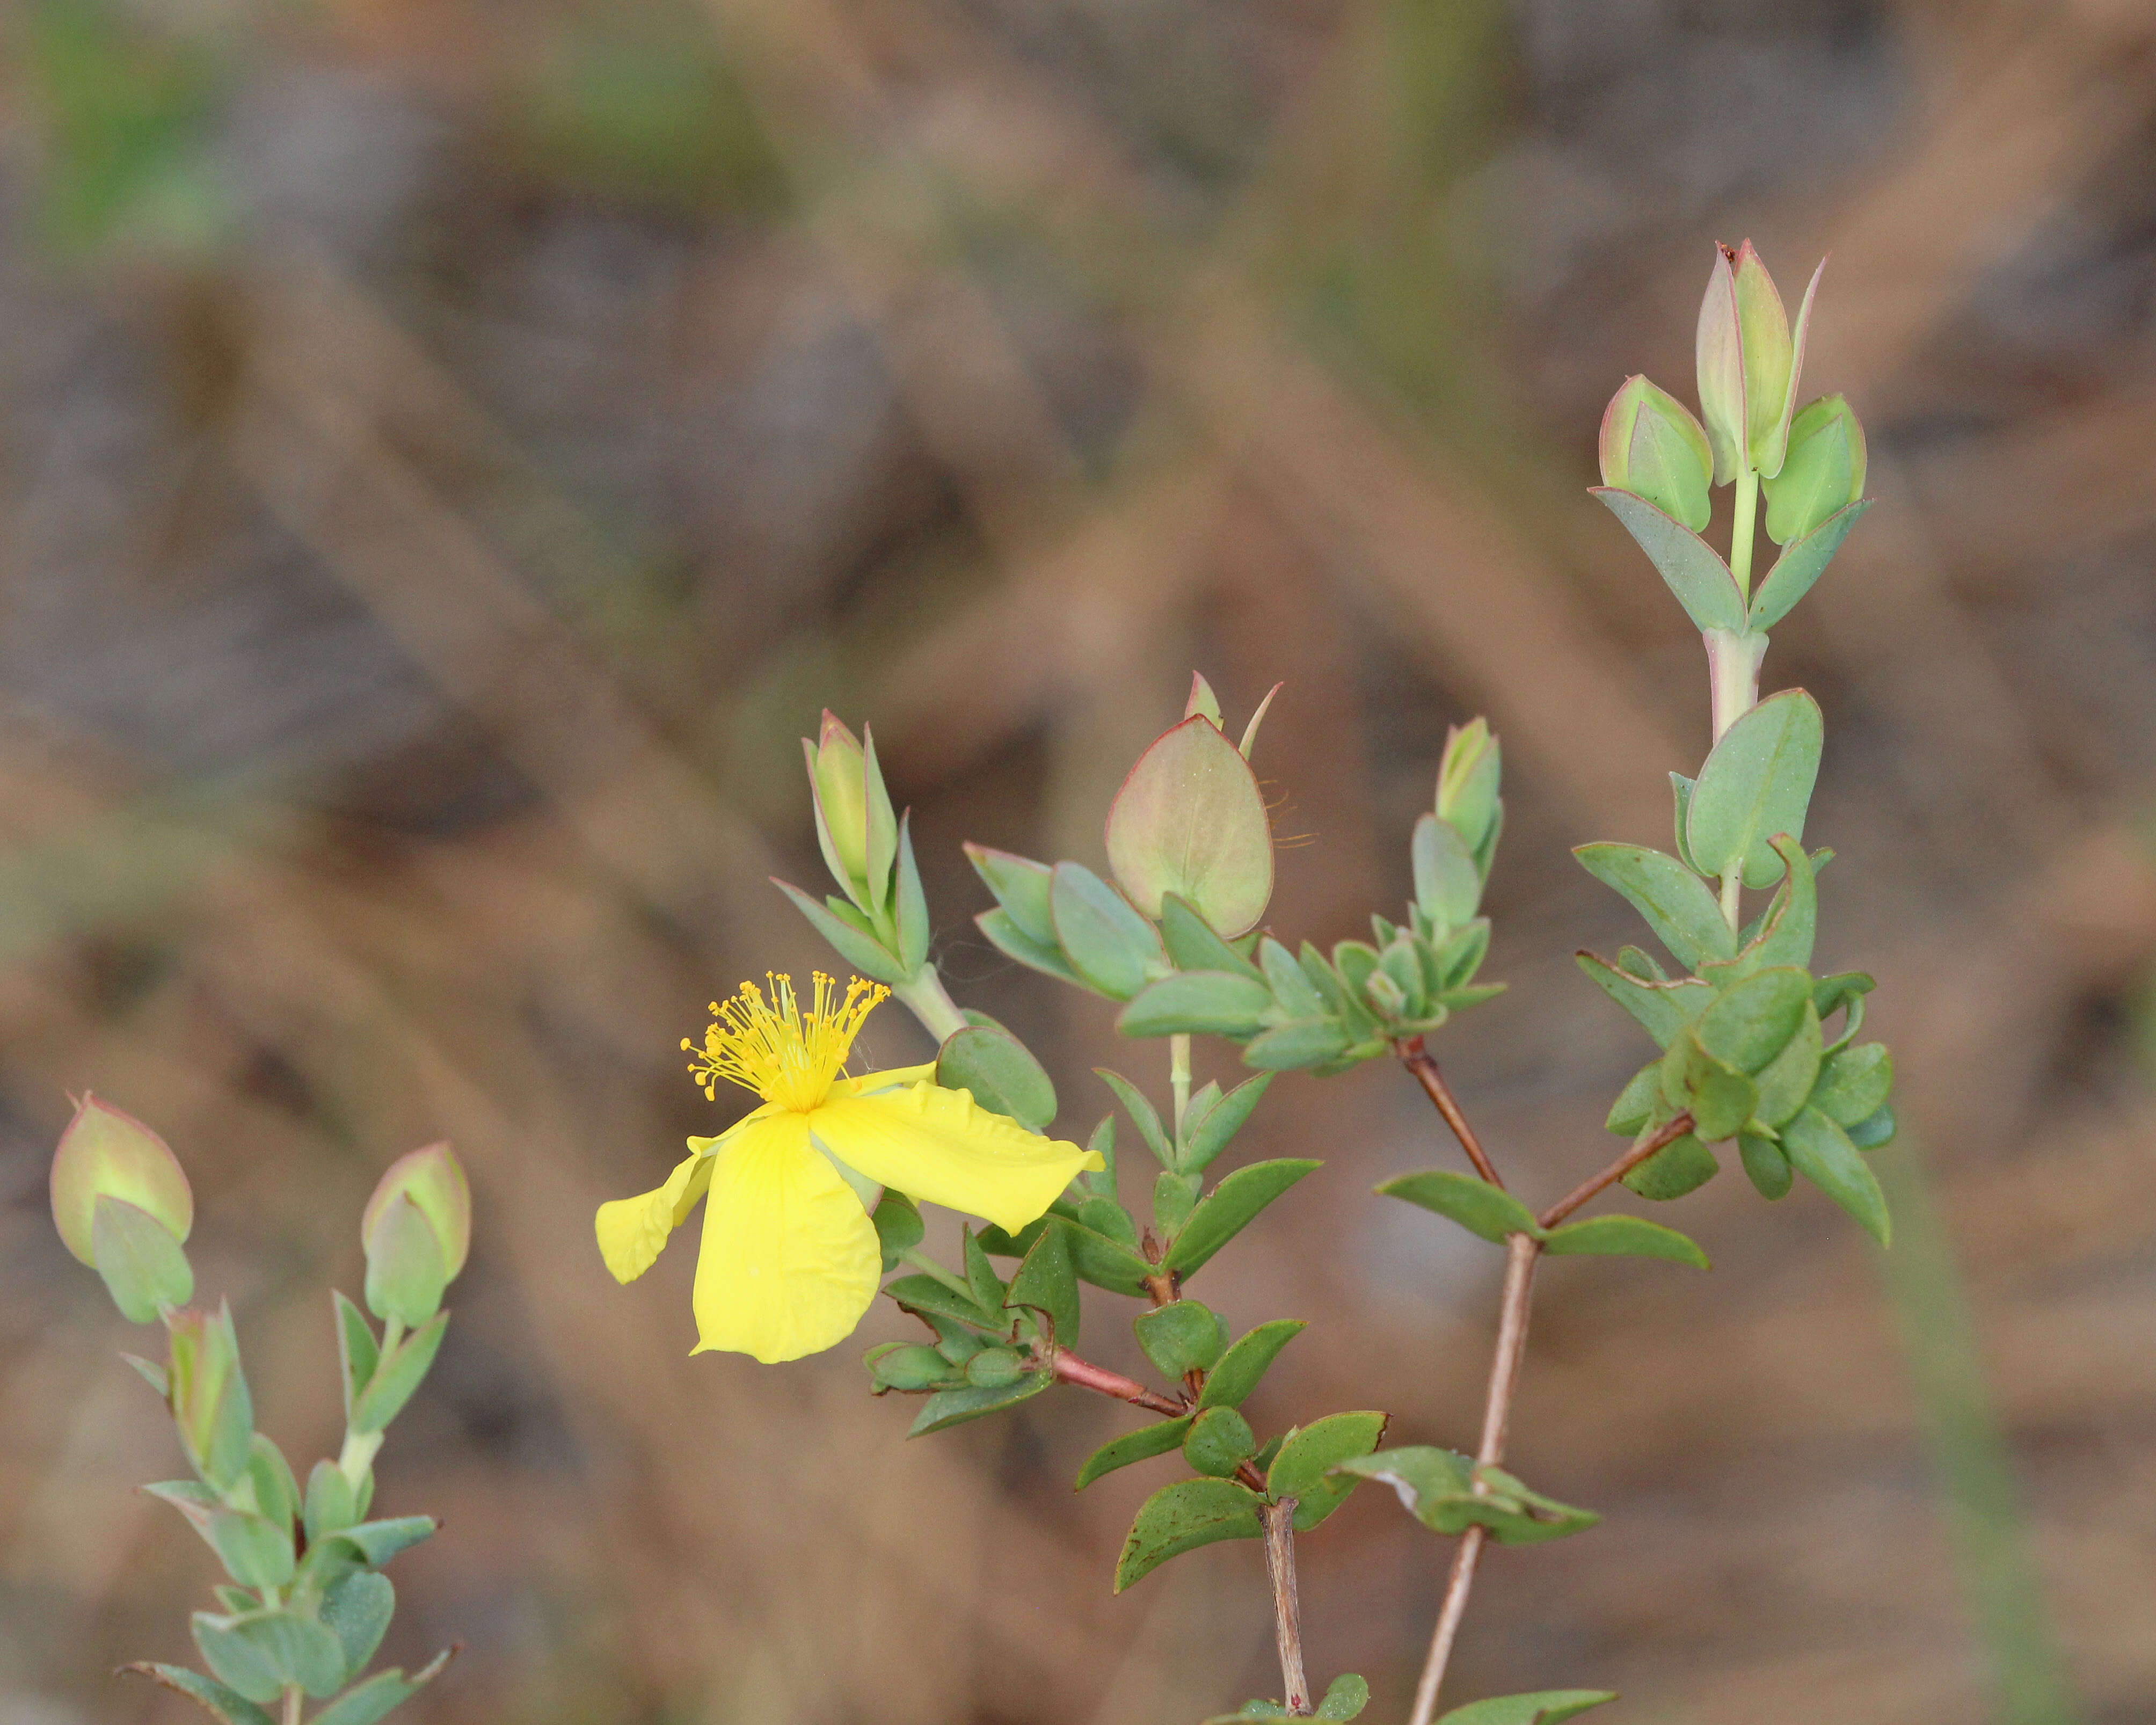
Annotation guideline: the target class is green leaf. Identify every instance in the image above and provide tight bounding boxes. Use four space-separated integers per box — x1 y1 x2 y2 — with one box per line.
349 1311 447 1436
1163 1160 1320 1276
1749 499 1871 631
321 1570 394 1684
1815 971 1876 1052
1812 1042 1893 1127
936 1024 1057 1131
363 1192 447 1328
1134 1300 1224 1380
1541 1214 1709 1269
1591 487 1744 632
1059 1218 1160 1297
1332 1445 1469 1526
1752 1000 1823 1128
142 1485 295 1591
1183 1072 1273 1173
1437 1691 1617 1724
1317 1673 1372 1719
1081 1113 1119 1196
773 878 907 984
1687 689 1824 890
975 906 1086 987
311 1516 438 1577
1738 1132 1794 1199
1376 1170 1539 1244
1052 861 1167 1000
1244 1020 1353 1070
305 1651 454 1725
1846 1103 1897 1150
1114 1477 1264 1591
1429 919 1492 993
1670 773 1703 873
1106 715 1275 937
1075 1416 1193 1489
964 845 1055 945
872 1189 924 1272
1258 937 1327 1018
1671 1043 1757 1142
120 1664 277 1725
1620 1133 1718 1200
1572 844 1733 971
192 1611 345 1702
1269 1410 1386 1530
885 1273 1001 1332
1199 1320 1306 1409
333 1292 378 1422
963 1227 1008 1319
1781 1105 1891 1244
90 1195 193 1323
1155 1168 1202 1235
1576 953 1711 1047
243 1434 300 1533
1160 892 1266 982
1412 813 1482 929
1006 1224 1079 1346
892 813 930 974
1096 1068 1174 1167
1183 1405 1258 1476
1604 1061 1662 1135
1076 1192 1140 1247
1334 1446 1595 1544
908 1370 1051 1435
1693 965 1813 1074
1119 970 1273 1039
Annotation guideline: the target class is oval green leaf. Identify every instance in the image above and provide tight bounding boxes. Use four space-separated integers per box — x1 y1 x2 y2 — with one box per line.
1106 715 1274 937
1687 690 1824 890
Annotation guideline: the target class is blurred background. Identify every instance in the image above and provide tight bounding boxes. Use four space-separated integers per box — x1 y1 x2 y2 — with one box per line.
1 0 2153 1721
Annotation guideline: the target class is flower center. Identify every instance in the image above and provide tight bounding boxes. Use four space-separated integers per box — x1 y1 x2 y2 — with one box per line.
683 972 887 1113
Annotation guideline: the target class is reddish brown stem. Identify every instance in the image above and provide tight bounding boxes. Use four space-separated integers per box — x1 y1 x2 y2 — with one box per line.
1536 1111 1697 1229
1408 1231 1541 1725
1395 1038 1505 1187
1049 1349 1186 1417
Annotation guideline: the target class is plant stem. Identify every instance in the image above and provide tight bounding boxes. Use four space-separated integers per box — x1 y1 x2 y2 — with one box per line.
1408 1232 1541 1725
281 1684 304 1725
1048 1348 1187 1416
1260 1498 1312 1715
1394 1038 1505 1187
1729 465 1760 601
892 965 969 1043
1538 1112 1698 1229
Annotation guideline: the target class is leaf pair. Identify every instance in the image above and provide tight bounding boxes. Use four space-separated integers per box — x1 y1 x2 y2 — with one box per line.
1376 1170 1708 1270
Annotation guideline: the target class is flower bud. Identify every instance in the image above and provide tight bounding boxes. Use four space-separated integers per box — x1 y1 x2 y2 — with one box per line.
807 711 869 887
362 1143 469 1325
1597 376 1713 530
1106 712 1273 937
49 1094 192 1267
1761 394 1866 544
168 1300 254 1491
1435 718 1502 876
362 1142 470 1277
1696 241 1822 481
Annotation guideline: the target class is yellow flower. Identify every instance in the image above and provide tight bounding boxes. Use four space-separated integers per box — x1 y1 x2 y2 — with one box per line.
596 973 1098 1364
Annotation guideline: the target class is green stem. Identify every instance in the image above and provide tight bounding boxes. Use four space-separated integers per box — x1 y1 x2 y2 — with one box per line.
1729 465 1760 600
892 966 968 1044
281 1684 304 1725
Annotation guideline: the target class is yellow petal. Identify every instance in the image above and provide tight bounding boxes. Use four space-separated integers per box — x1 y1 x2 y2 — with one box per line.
692 1112 881 1364
829 1061 938 1098
595 1151 715 1284
808 1083 1099 1235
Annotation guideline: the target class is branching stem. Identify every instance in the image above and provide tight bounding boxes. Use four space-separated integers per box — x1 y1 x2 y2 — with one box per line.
1394 1039 1505 1187
1538 1112 1698 1230
1047 1348 1186 1417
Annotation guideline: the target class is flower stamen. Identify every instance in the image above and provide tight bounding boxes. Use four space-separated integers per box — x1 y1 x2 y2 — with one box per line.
682 972 888 1112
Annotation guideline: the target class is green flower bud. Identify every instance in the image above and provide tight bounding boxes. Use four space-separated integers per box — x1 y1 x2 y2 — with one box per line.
806 711 870 891
1761 394 1866 545
1695 241 1823 481
362 1144 468 1325
361 1142 470 1278
1434 718 1502 877
865 1342 955 1393
1597 375 1713 530
1106 711 1274 937
168 1300 254 1491
50 1094 192 1266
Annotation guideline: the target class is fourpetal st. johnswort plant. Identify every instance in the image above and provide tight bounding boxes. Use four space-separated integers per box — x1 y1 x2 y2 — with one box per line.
46 1097 462 1725
592 240 1897 1722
